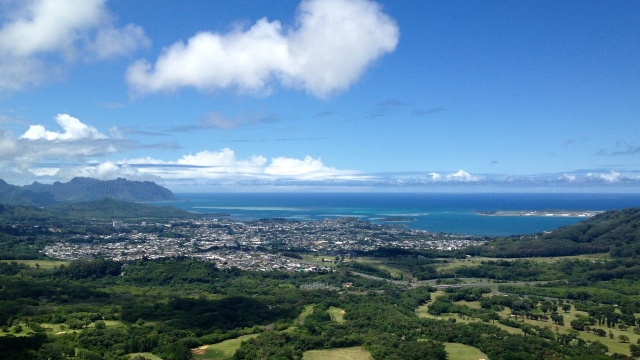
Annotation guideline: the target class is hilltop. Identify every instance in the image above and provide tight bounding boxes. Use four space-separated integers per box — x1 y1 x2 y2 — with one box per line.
0 177 175 206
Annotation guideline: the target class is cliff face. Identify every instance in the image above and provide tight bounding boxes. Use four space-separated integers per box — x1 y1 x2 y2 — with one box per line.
0 177 175 206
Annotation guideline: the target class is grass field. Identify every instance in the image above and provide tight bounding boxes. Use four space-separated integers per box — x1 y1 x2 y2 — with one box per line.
296 305 315 325
415 291 523 335
192 334 259 360
352 258 408 279
444 342 489 360
328 306 346 323
301 254 338 269
0 322 35 337
302 346 373 360
0 259 69 269
414 290 444 319
452 300 638 355
0 320 126 338
125 353 163 360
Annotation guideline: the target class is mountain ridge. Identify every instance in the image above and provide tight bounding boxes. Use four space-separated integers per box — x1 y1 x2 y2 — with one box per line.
0 177 175 206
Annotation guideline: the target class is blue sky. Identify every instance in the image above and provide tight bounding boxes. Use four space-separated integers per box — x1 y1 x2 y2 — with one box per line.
0 0 639 192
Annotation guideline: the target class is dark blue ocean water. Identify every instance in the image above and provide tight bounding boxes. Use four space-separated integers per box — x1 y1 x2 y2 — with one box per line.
160 193 640 236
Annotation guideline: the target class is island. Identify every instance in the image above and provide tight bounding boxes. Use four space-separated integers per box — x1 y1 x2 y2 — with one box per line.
476 210 603 217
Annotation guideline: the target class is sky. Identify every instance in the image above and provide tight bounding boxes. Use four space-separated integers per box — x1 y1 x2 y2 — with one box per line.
0 0 639 192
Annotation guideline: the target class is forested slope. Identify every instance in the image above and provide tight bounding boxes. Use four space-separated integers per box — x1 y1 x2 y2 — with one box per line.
466 208 640 258
0 198 192 223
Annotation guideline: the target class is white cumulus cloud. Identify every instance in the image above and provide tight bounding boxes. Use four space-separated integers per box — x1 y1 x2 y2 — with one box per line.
559 173 577 182
122 149 361 182
0 0 150 91
446 170 481 182
0 0 104 57
587 171 622 183
265 156 358 179
0 114 133 177
126 0 399 98
176 149 267 174
20 114 107 141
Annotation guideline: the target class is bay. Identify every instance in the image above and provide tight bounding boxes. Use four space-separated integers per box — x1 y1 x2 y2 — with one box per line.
160 193 640 236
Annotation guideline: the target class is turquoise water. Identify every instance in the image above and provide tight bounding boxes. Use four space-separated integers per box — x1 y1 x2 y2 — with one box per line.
160 193 640 236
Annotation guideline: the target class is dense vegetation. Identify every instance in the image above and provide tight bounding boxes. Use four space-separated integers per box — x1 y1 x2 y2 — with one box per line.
4 256 638 359
3 203 640 359
0 199 192 224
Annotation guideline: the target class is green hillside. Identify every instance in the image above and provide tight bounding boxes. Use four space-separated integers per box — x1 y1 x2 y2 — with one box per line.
0 198 192 223
466 208 640 258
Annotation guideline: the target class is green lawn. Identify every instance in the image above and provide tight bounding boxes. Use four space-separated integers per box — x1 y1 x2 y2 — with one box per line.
455 300 482 309
353 258 408 279
303 346 373 360
28 320 125 337
125 353 163 360
90 320 123 328
444 342 489 360
192 334 259 360
0 322 35 337
296 305 314 325
39 323 69 335
415 291 523 335
0 259 69 269
301 254 338 268
327 306 346 323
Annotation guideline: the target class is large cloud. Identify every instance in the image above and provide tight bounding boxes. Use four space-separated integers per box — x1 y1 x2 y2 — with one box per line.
265 156 357 179
0 0 149 91
0 114 131 176
126 0 399 97
122 149 361 182
20 114 107 141
176 149 267 175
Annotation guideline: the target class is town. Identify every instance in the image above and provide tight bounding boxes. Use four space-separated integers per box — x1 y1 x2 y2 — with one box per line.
43 217 485 271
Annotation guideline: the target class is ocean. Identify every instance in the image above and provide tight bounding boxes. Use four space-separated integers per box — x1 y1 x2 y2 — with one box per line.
160 193 640 236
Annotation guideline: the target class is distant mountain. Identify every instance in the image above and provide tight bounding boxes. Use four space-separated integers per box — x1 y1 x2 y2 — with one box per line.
0 177 175 206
